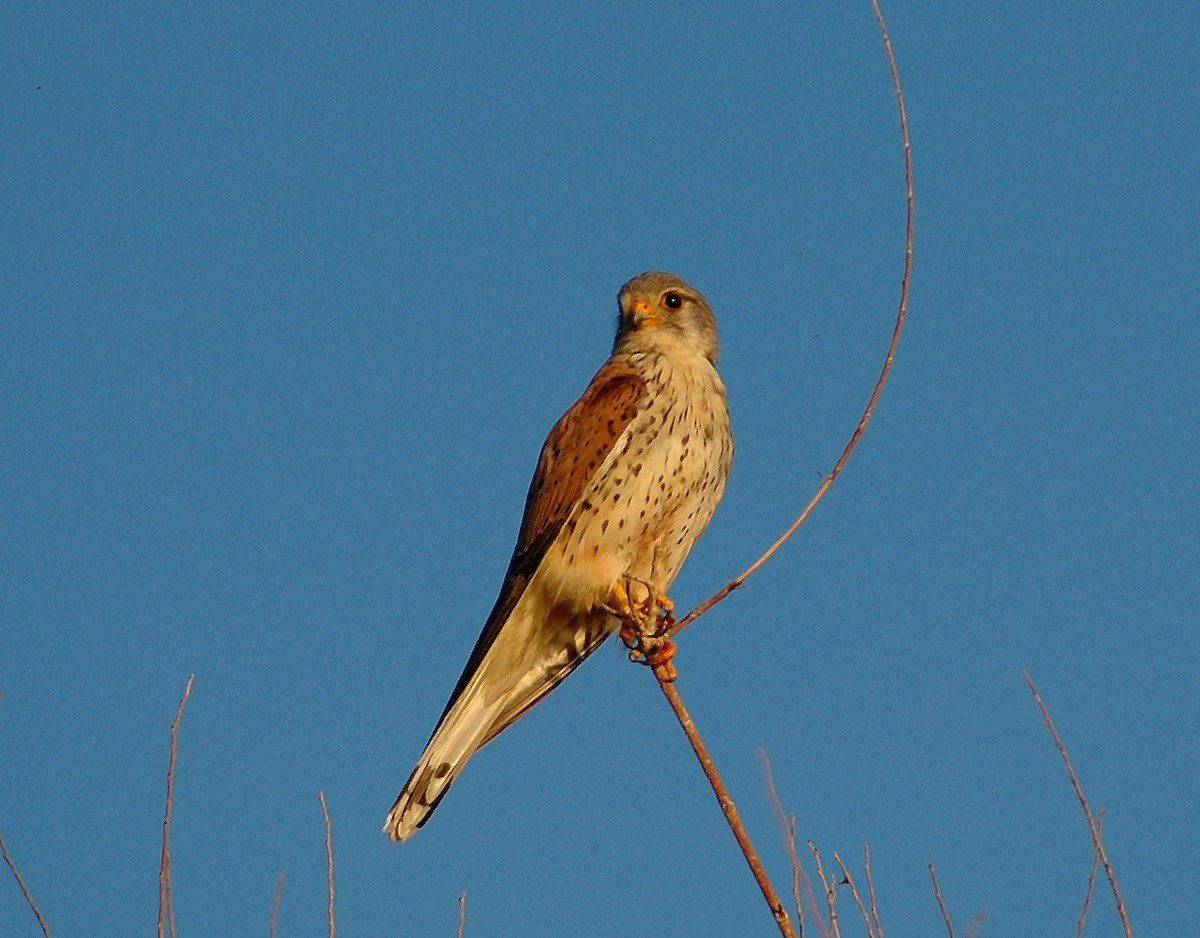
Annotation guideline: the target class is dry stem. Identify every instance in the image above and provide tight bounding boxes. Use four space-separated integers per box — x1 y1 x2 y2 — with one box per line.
1024 672 1132 938
643 3 913 936
655 680 797 936
809 841 840 938
319 790 335 938
832 852 877 938
672 0 912 637
864 844 884 938
269 871 286 938
158 674 194 938
457 890 468 938
1076 809 1104 938
928 863 955 938
0 827 53 938
757 749 808 934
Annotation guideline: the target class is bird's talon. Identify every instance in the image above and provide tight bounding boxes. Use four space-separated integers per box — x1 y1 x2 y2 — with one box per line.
644 640 676 668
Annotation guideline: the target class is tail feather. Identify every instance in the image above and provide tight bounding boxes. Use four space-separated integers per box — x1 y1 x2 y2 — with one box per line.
384 604 616 841
384 690 504 841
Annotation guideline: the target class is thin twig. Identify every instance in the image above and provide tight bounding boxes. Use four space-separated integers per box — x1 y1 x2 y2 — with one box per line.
800 841 827 938
1076 809 1105 938
808 842 839 938
833 852 876 938
789 818 806 938
864 844 884 938
655 681 797 937
962 911 989 938
158 674 195 938
0 827 53 938
756 749 807 935
1024 673 1132 938
269 871 286 938
457 890 467 938
645 4 912 936
928 863 955 938
672 0 913 637
319 790 335 938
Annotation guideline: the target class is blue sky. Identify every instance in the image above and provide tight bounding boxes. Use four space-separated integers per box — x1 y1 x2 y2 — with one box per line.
3 1 1197 935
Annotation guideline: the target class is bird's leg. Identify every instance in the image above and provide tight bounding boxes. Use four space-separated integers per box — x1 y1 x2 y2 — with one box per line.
611 576 679 682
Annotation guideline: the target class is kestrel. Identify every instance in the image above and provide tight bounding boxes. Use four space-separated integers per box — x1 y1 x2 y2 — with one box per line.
384 270 733 841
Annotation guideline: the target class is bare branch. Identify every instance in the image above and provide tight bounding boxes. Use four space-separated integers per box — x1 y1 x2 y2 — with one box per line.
928 862 955 938
642 5 913 936
864 844 884 938
457 890 467 938
833 852 877 938
655 681 797 937
158 674 195 938
756 749 808 934
319 790 335 938
1024 673 1132 938
269 871 286 938
800 838 827 938
0 827 53 938
808 842 839 938
673 0 914 636
1076 809 1105 938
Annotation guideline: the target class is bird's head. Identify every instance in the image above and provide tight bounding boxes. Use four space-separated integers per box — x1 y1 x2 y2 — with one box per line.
615 271 721 364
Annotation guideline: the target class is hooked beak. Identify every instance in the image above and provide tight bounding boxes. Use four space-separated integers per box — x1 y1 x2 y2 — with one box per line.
628 298 660 330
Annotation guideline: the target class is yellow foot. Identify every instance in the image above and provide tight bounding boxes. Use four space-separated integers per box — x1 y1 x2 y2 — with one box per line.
644 639 678 682
610 579 636 621
612 577 679 682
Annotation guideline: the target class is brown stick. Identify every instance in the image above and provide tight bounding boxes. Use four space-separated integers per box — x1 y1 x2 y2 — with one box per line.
645 3 913 935
269 871 286 938
832 852 876 938
672 0 913 637
1024 673 1132 938
757 749 808 935
928 862 955 938
656 680 797 937
457 890 468 938
808 842 840 938
0 827 54 938
864 844 884 938
158 674 195 938
1076 809 1104 938
319 790 335 938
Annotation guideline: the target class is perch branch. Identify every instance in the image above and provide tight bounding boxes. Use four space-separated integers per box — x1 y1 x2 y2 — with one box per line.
656 680 798 937
642 2 914 936
673 0 913 636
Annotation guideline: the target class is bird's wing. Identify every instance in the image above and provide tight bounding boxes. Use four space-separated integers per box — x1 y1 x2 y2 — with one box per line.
431 359 647 725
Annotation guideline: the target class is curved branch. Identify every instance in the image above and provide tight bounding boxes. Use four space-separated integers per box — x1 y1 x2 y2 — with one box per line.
674 0 914 636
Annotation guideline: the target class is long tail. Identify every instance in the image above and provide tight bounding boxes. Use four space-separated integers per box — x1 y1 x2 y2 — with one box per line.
384 602 616 841
384 684 505 841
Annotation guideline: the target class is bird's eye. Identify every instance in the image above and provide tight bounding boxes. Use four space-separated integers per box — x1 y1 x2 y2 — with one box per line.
663 292 683 310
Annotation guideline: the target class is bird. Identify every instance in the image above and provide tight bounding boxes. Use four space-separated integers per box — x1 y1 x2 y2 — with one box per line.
384 270 734 841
